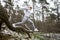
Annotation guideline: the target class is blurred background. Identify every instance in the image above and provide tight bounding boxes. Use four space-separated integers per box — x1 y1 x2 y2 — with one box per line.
0 0 60 40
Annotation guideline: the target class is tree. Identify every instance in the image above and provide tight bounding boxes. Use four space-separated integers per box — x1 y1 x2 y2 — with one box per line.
53 0 60 22
39 0 49 21
31 0 36 27
0 0 33 38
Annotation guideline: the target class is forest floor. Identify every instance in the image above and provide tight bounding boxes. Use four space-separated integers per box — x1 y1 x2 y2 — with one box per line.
0 30 60 40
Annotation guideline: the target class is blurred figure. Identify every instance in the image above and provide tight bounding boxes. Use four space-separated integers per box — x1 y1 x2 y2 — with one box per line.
13 1 38 31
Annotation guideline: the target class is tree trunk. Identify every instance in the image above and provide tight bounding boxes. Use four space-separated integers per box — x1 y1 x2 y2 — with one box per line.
32 1 36 27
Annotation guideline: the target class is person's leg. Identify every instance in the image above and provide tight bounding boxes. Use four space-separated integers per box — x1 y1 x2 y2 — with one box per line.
28 18 36 31
28 19 39 31
13 16 28 28
14 16 28 25
13 16 32 31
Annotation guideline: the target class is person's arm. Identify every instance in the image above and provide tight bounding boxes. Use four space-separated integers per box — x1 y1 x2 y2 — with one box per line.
20 6 28 10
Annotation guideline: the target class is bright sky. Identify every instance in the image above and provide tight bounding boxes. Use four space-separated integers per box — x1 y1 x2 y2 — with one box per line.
1 0 33 8
1 0 56 10
14 0 33 9
1 0 60 21
0 0 33 12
